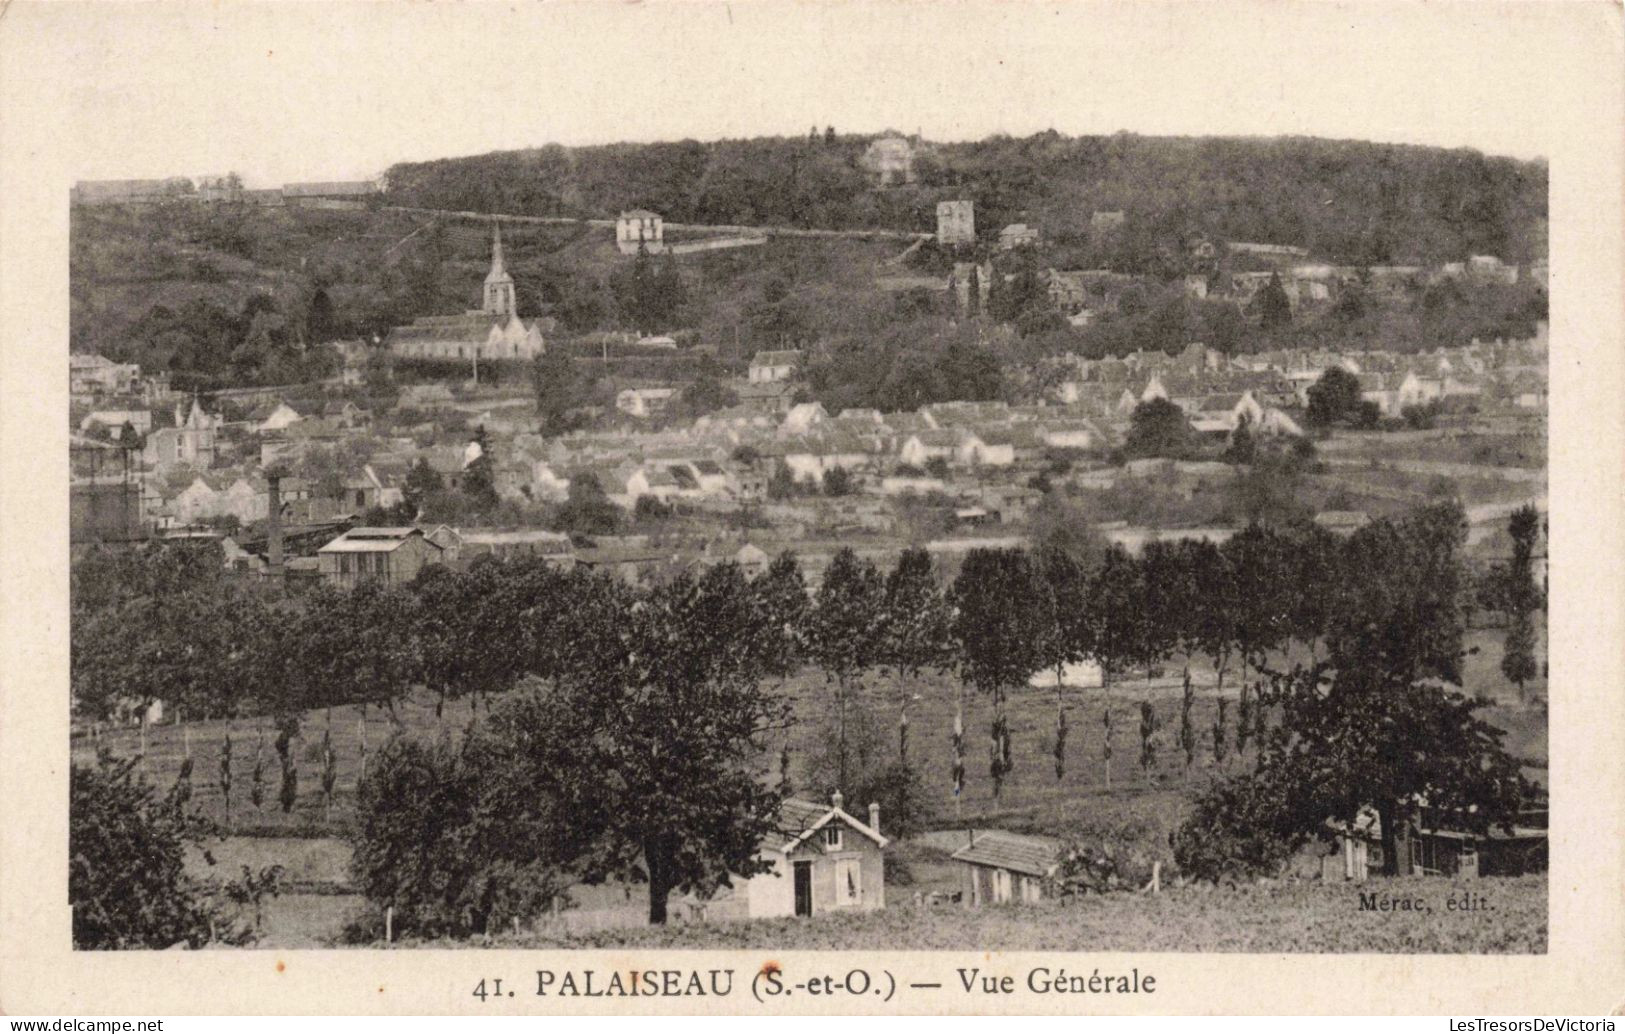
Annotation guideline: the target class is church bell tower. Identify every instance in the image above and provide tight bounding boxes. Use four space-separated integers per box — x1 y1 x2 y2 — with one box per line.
482 221 517 317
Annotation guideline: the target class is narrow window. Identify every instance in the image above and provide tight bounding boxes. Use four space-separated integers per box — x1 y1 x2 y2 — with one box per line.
835 857 860 905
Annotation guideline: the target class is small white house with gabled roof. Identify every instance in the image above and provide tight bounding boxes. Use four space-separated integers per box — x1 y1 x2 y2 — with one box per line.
728 791 888 919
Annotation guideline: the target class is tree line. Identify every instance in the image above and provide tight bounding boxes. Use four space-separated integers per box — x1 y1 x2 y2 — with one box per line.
73 501 1541 774
76 502 1541 910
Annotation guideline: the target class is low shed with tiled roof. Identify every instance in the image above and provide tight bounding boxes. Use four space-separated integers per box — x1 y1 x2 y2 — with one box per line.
951 829 1064 906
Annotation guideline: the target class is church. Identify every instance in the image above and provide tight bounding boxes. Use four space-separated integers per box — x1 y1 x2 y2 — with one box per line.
385 223 547 363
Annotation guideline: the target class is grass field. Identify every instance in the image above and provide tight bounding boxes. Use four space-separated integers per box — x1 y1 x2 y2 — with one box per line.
431 875 1548 954
1324 428 1547 471
189 832 1545 953
181 829 1547 949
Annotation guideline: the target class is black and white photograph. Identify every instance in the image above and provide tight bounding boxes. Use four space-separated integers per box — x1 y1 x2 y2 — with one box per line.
4 0 1623 1018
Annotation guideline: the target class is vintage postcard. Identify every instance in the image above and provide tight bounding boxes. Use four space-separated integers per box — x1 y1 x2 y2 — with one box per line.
1 0 1621 1017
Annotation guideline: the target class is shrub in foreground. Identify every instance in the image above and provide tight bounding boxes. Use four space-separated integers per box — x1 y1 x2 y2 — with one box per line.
1170 772 1305 883
349 732 572 941
70 751 237 948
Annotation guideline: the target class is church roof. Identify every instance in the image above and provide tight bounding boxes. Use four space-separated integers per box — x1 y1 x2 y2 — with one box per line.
387 313 532 347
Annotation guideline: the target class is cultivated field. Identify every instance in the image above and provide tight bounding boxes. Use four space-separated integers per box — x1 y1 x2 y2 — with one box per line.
74 628 1548 839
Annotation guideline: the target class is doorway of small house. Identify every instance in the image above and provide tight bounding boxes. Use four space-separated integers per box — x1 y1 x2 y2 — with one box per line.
793 861 813 917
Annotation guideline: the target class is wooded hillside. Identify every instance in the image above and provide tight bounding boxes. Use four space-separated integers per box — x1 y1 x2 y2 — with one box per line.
383 132 1548 267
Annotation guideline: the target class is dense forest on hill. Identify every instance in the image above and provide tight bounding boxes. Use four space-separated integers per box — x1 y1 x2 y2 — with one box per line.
384 131 1548 268
72 132 1548 400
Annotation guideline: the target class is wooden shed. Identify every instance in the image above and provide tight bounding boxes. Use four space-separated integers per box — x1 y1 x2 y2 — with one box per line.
951 830 1064 907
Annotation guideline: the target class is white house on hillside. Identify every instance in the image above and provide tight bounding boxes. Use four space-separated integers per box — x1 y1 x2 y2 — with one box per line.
616 388 676 419
781 401 829 435
749 350 802 384
252 401 305 435
616 210 664 255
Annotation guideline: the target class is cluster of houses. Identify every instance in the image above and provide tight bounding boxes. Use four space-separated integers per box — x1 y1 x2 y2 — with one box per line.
71 353 174 410
904 203 1545 327
66 190 1546 566
1053 325 1548 423
68 309 1547 563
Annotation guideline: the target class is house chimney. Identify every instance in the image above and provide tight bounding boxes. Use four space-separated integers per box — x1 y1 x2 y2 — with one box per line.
831 790 843 812
266 468 285 581
869 802 880 835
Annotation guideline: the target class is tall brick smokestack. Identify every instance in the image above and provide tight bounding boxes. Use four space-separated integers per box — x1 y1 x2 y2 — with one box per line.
266 468 285 580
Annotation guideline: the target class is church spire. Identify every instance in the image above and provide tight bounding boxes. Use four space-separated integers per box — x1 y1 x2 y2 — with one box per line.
483 219 516 317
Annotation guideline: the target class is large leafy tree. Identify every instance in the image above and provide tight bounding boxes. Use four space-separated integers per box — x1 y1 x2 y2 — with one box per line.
538 563 792 924
1087 545 1144 694
531 351 591 438
350 727 577 939
411 557 565 719
1162 538 1215 677
610 244 685 335
803 548 885 789
1191 499 1516 877
1123 398 1196 460
1328 502 1470 686
751 552 810 789
951 549 1046 797
551 472 623 537
408 565 474 719
1282 522 1343 658
1256 272 1293 329
401 457 444 516
879 548 953 764
71 541 257 739
751 551 809 684
1184 538 1238 693
1136 540 1188 689
274 581 422 720
1305 366 1364 429
1261 661 1528 876
1220 524 1295 684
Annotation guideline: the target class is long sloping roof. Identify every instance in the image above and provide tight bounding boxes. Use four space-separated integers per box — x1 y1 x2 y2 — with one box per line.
761 798 888 854
751 349 803 366
318 527 437 554
950 830 1063 878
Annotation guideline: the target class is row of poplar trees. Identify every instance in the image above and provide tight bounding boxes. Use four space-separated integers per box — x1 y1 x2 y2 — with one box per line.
72 500 1539 888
